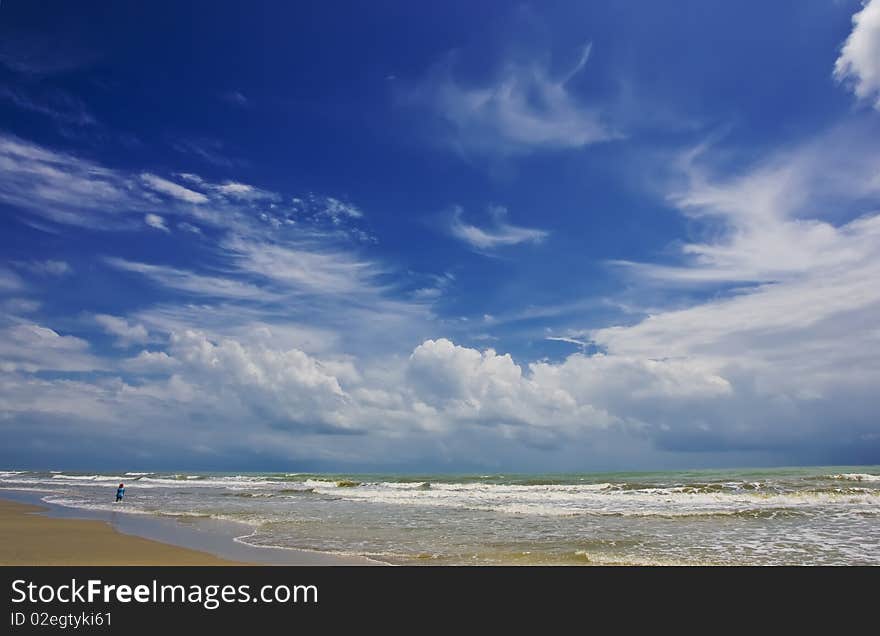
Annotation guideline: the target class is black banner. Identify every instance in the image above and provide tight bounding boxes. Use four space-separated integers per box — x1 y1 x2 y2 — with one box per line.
3 566 877 632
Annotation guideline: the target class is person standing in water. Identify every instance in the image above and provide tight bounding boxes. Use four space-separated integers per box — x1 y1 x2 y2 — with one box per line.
115 483 125 502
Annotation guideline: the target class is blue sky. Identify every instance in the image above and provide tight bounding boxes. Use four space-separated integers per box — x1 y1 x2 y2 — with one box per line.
1 0 879 471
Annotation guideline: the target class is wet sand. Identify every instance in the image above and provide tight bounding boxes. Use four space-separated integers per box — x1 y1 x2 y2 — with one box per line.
0 499 242 565
0 494 382 565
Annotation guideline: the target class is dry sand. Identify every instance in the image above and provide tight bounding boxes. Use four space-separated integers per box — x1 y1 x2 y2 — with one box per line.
0 499 245 565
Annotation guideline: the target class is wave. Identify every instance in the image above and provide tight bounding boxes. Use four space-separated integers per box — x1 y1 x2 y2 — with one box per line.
279 488 316 495
137 476 275 488
39 495 266 527
51 474 127 482
824 473 880 482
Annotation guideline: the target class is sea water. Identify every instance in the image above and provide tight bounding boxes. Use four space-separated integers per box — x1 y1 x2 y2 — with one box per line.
2 467 878 565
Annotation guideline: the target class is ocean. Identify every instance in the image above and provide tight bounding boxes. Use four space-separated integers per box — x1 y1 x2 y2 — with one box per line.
2 467 878 565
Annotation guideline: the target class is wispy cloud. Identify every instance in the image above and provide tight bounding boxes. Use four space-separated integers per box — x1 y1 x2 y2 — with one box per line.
104 257 278 302
222 235 381 296
1 298 41 314
449 205 548 251
144 213 169 232
0 268 24 291
140 173 209 204
319 197 363 223
0 323 104 373
176 174 279 203
0 34 97 76
93 313 150 347
613 122 880 286
221 90 249 107
171 138 241 168
0 85 96 126
0 133 141 229
12 260 72 278
834 0 880 109
408 43 617 155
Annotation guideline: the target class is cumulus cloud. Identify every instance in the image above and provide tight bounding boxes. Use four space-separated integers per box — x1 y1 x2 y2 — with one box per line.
409 43 616 155
449 205 548 251
834 0 880 109
406 338 732 446
165 329 356 433
122 350 180 372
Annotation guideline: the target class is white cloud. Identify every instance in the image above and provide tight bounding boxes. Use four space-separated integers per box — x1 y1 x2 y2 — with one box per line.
615 124 880 285
35 260 70 276
140 173 209 204
105 257 278 302
217 181 254 197
93 313 150 347
144 213 169 232
222 90 249 107
223 234 381 296
0 135 368 250
449 205 548 250
178 222 202 234
406 338 729 439
171 138 239 168
0 85 96 126
411 43 616 155
164 329 355 432
320 197 363 223
0 323 103 373
129 302 345 355
0 268 24 290
834 0 880 109
561 123 880 452
11 260 71 277
122 350 181 372
1 298 41 314
0 133 140 229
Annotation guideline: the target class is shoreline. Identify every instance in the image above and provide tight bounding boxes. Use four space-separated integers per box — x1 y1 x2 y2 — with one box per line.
0 492 382 566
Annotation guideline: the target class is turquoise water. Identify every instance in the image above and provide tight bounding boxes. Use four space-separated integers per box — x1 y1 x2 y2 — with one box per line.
2 466 878 565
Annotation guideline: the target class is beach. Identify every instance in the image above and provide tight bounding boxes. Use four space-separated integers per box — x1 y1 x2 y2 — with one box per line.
2 467 878 565
0 499 240 566
0 495 379 566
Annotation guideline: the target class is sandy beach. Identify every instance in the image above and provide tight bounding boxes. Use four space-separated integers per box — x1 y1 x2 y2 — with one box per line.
0 499 243 565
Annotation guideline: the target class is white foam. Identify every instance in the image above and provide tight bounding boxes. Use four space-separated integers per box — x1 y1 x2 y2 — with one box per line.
308 479 880 517
826 473 880 482
137 476 275 488
51 474 126 482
